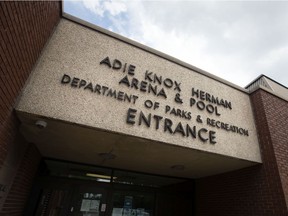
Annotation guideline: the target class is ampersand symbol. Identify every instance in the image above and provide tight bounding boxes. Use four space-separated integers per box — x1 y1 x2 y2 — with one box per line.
196 115 203 123
175 93 183 104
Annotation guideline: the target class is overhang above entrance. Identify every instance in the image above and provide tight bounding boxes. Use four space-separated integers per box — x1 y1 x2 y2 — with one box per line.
17 112 257 178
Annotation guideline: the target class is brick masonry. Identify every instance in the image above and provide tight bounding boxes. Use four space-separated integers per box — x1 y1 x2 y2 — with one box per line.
195 89 288 216
1 1 288 216
0 1 60 215
256 90 288 208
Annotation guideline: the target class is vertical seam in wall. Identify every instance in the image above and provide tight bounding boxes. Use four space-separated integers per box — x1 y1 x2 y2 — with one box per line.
248 93 263 162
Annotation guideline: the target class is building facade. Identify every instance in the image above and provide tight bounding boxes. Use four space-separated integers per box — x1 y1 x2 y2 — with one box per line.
0 1 287 216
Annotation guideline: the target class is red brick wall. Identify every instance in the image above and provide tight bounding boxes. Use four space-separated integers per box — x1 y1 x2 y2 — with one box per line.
257 90 288 207
195 89 288 216
0 1 60 215
1 143 41 215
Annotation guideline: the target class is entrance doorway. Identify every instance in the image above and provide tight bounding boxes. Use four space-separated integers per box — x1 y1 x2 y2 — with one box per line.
25 159 194 216
69 185 108 216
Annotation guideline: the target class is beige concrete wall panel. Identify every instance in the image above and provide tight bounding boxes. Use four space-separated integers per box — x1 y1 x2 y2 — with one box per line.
17 19 261 163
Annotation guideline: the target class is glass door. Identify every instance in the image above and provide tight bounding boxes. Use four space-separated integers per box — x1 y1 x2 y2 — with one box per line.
69 186 108 216
111 190 154 216
30 160 193 216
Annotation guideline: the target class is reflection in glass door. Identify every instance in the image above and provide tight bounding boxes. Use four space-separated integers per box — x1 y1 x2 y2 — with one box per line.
69 187 107 216
111 191 154 216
